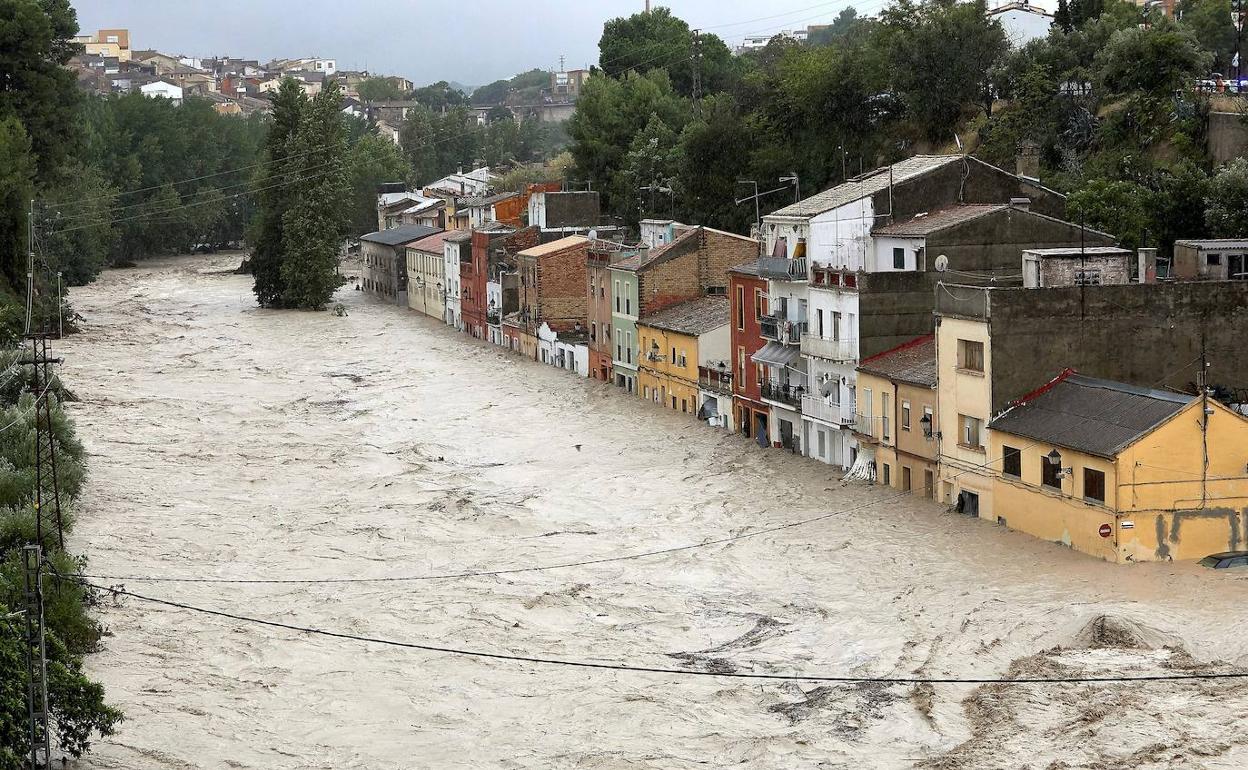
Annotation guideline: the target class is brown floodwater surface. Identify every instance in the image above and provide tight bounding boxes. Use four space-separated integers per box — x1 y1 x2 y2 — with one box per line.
63 255 1248 768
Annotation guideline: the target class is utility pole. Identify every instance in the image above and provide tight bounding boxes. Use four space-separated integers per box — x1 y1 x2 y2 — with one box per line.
26 200 35 335
21 334 65 552
780 172 801 204
23 544 51 770
690 30 703 113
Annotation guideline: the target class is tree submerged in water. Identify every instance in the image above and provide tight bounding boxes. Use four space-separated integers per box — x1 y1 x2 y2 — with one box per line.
249 79 349 311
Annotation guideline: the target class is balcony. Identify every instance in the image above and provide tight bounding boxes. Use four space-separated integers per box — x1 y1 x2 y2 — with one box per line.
757 256 808 282
760 316 807 345
698 368 733 395
761 380 805 408
800 334 858 363
854 413 878 440
486 310 501 325
801 395 856 426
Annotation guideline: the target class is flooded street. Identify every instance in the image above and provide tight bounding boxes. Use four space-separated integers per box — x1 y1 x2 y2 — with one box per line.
61 254 1248 768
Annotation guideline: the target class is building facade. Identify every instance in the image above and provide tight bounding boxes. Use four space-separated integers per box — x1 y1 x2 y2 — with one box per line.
361 224 441 305
405 231 452 320
730 263 771 447
637 297 731 418
853 336 939 496
442 231 472 329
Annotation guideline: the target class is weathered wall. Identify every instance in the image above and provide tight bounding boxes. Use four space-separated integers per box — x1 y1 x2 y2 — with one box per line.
1208 111 1248 165
870 159 1067 221
858 271 941 359
926 208 1116 273
984 282 1248 412
545 192 600 229
532 242 590 332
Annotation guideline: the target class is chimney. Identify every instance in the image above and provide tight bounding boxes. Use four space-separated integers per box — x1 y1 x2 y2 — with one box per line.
1016 139 1040 182
1009 197 1031 212
1137 248 1158 284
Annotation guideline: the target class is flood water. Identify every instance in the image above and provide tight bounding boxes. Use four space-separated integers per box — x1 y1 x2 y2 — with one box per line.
61 254 1248 768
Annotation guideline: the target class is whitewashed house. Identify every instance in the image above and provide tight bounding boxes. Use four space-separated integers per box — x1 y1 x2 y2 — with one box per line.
140 80 183 104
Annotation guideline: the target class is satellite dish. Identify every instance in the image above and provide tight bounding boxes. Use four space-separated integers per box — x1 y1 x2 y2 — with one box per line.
934 254 949 272
588 229 598 241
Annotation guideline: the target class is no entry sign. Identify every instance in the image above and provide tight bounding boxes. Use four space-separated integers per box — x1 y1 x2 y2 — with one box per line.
1099 523 1113 538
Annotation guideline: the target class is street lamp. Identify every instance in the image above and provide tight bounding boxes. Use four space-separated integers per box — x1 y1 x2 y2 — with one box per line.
920 413 934 439
1047 449 1072 479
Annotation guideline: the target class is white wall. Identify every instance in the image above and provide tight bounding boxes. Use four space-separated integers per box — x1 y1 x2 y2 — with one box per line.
871 235 925 273
697 325 731 368
809 198 874 270
443 242 461 329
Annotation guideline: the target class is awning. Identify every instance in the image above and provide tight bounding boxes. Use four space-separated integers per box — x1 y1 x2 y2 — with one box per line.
752 341 800 369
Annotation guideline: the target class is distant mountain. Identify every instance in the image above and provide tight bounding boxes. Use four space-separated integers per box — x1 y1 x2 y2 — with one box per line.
469 69 550 107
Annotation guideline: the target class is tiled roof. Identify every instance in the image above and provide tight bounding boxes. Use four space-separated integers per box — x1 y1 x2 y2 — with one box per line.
768 155 964 219
360 224 442 246
613 227 700 271
988 373 1194 459
406 230 456 253
857 335 937 387
517 235 589 258
871 204 1007 237
462 192 518 208
729 261 763 276
639 296 729 336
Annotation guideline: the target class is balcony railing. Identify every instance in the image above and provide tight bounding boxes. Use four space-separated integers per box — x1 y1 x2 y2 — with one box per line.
486 310 502 325
761 316 807 345
854 413 877 439
761 381 805 407
698 369 733 395
800 334 858 362
756 256 809 281
801 394 857 426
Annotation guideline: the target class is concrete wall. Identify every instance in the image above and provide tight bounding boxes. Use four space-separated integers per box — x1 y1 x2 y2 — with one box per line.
1208 112 1248 165
974 282 1248 412
870 158 1067 222
924 207 1117 274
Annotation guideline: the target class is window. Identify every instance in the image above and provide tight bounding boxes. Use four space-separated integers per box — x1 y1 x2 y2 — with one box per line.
1084 468 1106 504
671 346 677 365
643 385 649 398
615 330 622 361
625 290 632 315
893 247 905 270
736 286 745 329
832 311 841 341
678 353 687 368
681 398 688 413
957 339 985 373
626 331 633 363
754 288 764 321
756 363 765 387
1041 456 1063 490
1207 253 1222 266
738 347 746 388
816 309 824 337
1075 269 1102 286
1002 445 1021 478
901 401 911 431
590 322 597 340
614 281 621 312
881 393 891 442
671 396 677 409
960 414 983 450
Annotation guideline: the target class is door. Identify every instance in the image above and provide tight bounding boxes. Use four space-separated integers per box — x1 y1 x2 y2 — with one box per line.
755 413 769 448
924 470 934 498
902 466 912 492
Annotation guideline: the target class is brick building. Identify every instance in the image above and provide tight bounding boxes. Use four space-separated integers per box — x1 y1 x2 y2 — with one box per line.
509 236 591 353
609 225 760 394
465 225 541 341
729 262 771 446
587 240 644 383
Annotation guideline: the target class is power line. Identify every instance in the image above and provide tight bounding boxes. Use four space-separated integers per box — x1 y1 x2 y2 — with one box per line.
68 578 1248 686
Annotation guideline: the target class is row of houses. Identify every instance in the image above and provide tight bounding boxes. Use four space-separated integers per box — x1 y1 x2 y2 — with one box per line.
358 153 1248 566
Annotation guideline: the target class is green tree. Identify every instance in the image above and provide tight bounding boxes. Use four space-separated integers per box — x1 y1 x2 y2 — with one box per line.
884 0 1009 142
598 8 736 97
279 80 349 309
356 77 406 103
1205 159 1248 237
346 132 410 237
1067 179 1153 250
41 164 117 285
249 79 307 307
411 81 467 110
1094 20 1210 95
1055 0 1073 32
1177 0 1238 73
622 113 679 223
0 117 34 293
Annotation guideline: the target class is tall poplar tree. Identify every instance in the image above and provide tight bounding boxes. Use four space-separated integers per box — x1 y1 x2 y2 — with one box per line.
278 80 348 310
249 79 306 307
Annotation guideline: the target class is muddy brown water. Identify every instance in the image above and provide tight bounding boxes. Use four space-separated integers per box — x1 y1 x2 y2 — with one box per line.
61 255 1248 768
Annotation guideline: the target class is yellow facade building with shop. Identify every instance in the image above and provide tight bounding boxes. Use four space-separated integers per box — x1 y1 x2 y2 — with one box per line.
987 372 1248 563
637 297 730 416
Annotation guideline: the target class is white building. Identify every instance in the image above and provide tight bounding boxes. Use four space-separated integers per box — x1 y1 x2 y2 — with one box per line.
443 231 471 330
140 80 183 104
486 278 504 346
988 1 1054 48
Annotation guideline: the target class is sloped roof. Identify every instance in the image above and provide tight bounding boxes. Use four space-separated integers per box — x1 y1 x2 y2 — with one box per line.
406 230 456 253
517 235 589 258
729 261 763 277
640 296 729 336
857 335 936 387
360 224 442 246
462 191 518 208
872 204 1008 237
613 226 699 271
768 155 964 219
988 373 1194 459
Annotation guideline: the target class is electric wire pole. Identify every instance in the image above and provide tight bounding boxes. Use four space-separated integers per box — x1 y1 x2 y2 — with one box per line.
21 334 66 552
23 544 52 770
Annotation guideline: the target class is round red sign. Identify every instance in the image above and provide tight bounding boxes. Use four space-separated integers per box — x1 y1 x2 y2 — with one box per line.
1099 523 1113 538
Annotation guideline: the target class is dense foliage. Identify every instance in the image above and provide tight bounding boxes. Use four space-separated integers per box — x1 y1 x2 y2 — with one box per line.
570 0 1248 252
399 104 568 187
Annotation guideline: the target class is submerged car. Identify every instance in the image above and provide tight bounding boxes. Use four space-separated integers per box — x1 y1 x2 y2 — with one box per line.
1199 552 1248 569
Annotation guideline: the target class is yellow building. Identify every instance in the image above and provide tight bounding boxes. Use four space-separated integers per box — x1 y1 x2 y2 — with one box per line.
854 335 940 497
637 297 730 416
935 314 995 517
987 372 1248 563
75 29 132 61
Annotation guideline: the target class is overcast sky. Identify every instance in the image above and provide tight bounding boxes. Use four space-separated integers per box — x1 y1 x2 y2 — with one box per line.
72 0 907 87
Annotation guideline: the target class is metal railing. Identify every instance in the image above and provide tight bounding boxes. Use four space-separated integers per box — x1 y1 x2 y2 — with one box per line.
756 256 808 281
698 371 733 395
761 316 807 345
761 381 804 407
800 334 857 362
801 394 856 426
486 310 501 325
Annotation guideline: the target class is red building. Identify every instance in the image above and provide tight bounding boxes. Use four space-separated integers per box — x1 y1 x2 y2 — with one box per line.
730 262 770 446
466 225 540 343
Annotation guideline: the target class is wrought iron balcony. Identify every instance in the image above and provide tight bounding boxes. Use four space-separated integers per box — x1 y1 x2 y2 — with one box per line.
761 380 804 407
698 368 733 395
761 316 807 345
799 334 858 362
756 256 809 281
